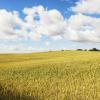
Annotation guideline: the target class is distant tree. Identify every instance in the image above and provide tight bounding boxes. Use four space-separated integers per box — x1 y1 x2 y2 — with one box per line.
77 49 83 51
89 48 99 51
49 50 52 52
61 50 64 51
84 49 87 51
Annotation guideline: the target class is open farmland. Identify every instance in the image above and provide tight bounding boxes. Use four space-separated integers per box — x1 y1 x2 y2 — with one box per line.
0 51 100 100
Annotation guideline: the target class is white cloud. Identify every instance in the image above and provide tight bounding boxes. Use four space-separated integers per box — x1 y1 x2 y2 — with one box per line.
64 13 100 42
0 5 100 46
23 5 66 38
0 9 28 40
52 35 63 40
45 41 50 46
0 6 66 42
68 0 100 42
0 10 17 39
72 0 100 14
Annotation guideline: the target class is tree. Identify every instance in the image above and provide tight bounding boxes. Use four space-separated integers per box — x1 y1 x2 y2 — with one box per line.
89 48 99 51
77 49 83 51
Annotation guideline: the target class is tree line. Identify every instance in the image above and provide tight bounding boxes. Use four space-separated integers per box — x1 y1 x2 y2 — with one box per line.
77 48 100 51
60 48 100 51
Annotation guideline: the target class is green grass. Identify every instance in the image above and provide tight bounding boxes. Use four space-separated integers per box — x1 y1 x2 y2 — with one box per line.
0 51 100 100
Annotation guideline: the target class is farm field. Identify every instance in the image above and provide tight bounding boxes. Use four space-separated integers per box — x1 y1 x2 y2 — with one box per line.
0 51 100 100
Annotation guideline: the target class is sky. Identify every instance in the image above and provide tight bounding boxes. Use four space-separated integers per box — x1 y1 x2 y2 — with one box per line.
0 0 100 53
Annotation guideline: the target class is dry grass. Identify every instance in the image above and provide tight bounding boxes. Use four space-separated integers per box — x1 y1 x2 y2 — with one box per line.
0 51 100 100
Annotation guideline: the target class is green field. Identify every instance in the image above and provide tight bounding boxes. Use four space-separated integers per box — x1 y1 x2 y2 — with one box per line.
0 51 100 100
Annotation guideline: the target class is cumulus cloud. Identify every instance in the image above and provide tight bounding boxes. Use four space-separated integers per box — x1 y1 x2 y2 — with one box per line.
0 5 67 41
66 0 100 42
72 0 100 14
23 5 66 38
64 13 100 42
0 10 18 39
0 4 100 45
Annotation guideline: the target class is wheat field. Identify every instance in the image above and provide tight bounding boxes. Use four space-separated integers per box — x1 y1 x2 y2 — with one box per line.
0 51 100 100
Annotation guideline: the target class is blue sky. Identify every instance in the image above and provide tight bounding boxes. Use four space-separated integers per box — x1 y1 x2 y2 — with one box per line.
0 0 100 53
